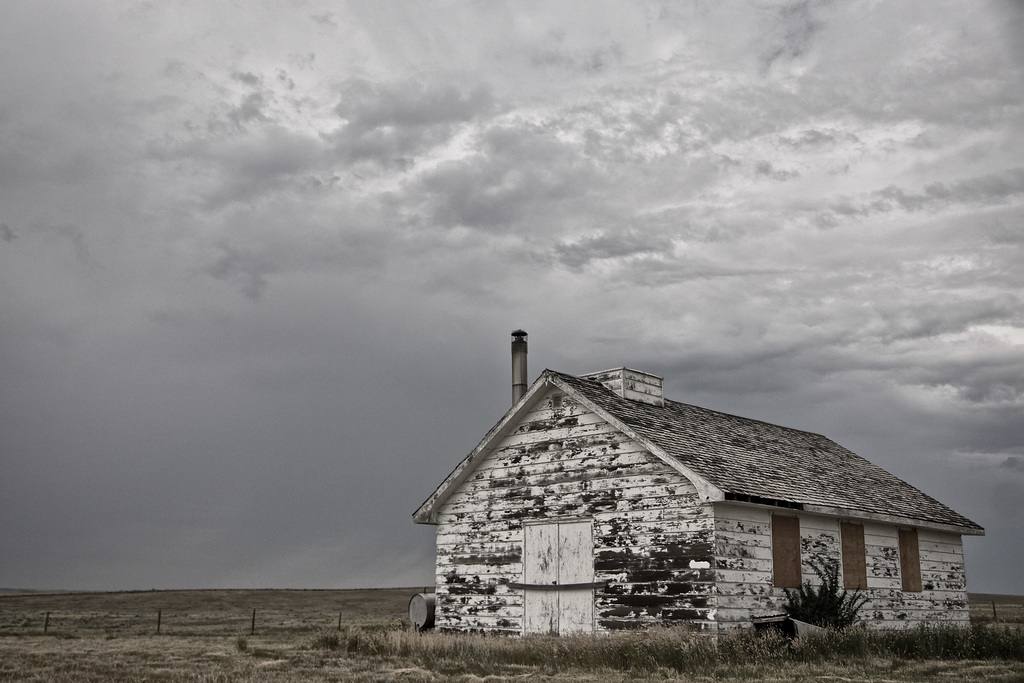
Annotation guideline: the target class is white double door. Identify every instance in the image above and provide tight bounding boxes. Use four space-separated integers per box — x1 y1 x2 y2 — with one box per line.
523 520 595 635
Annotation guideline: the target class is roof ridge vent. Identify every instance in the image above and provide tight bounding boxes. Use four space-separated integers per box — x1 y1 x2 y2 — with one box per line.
579 367 664 406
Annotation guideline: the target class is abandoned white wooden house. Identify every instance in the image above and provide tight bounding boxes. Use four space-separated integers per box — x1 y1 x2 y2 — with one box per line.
413 331 984 634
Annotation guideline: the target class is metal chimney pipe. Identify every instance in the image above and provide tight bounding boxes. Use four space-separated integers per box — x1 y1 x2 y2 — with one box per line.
511 330 528 404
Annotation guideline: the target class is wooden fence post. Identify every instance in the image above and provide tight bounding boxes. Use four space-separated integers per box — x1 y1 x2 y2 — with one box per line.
157 610 162 634
338 611 342 630
44 612 50 633
251 608 256 635
992 601 998 621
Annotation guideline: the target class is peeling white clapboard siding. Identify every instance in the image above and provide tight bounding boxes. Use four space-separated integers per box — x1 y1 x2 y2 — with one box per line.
911 530 969 626
864 523 902 589
469 452 654 484
713 505 776 627
434 389 716 633
710 504 971 629
446 479 698 510
478 447 639 474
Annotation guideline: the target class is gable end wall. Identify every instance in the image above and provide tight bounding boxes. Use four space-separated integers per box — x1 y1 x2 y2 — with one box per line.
434 389 716 633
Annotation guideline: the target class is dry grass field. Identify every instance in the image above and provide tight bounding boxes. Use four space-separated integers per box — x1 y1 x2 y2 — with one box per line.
970 593 1024 626
1 589 1022 682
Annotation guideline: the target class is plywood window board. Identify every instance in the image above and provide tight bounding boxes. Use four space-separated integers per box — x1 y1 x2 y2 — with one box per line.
772 514 801 588
899 528 922 592
841 522 867 590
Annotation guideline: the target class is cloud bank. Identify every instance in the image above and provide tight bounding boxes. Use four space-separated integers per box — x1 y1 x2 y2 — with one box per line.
0 0 1022 594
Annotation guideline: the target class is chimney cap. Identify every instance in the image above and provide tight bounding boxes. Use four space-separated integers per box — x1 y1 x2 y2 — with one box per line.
511 329 528 341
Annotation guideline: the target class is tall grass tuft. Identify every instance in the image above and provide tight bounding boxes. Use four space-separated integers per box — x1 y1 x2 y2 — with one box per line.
310 628 340 651
310 622 1024 677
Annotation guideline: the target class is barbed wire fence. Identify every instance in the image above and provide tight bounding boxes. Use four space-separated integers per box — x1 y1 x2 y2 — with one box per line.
0 607 411 636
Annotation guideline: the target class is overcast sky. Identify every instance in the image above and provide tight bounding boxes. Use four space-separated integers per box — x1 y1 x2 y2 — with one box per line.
1 1 1022 595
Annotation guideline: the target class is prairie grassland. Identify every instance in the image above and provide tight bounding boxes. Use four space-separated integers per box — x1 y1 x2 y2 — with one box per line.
0 588 413 636
1 590 1023 682
971 593 1024 624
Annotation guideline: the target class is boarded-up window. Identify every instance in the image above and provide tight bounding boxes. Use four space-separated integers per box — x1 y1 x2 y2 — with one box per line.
899 528 922 592
841 522 867 590
772 514 801 588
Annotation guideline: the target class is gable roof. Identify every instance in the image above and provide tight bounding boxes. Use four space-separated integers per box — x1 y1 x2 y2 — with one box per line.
414 370 984 534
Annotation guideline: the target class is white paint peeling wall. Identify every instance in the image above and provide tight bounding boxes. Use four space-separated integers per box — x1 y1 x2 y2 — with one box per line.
433 389 716 633
714 504 782 625
714 503 969 629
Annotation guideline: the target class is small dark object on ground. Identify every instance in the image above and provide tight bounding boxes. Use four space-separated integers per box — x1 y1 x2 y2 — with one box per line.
752 614 825 640
752 613 797 638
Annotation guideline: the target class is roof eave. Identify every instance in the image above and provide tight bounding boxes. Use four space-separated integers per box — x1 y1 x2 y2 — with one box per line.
800 503 985 535
717 499 984 535
412 373 558 525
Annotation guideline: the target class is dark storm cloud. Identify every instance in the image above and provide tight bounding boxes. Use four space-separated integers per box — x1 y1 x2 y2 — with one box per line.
924 169 1024 205
228 92 269 128
759 0 826 71
204 131 325 205
869 295 1020 344
877 169 1024 212
415 124 602 231
49 224 93 264
1 0 1023 596
0 143 33 188
1000 0 1024 66
310 12 337 28
779 128 857 148
530 41 624 73
231 71 262 87
146 127 326 209
330 79 497 167
276 69 296 91
554 230 674 270
205 242 275 301
819 168 1024 224
903 354 1024 406
991 480 1024 519
754 160 800 181
622 259 789 289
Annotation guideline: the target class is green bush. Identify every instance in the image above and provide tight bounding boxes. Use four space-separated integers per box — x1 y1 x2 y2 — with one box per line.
784 556 867 628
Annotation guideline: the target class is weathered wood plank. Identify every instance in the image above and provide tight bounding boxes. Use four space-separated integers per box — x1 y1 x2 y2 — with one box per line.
480 445 636 471
716 537 773 558
470 454 658 486
490 421 621 450
455 475 697 503
715 568 773 584
713 504 772 524
460 464 687 495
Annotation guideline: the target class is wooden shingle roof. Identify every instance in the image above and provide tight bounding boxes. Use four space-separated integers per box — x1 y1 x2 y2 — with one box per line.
552 371 983 534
